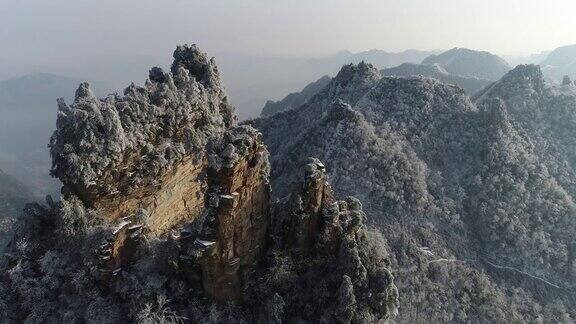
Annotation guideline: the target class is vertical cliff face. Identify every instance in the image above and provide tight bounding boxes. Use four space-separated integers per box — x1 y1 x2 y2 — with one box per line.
182 126 271 301
47 45 272 298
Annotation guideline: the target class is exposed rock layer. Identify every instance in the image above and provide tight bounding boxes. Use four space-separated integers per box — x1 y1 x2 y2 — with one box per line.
48 45 272 299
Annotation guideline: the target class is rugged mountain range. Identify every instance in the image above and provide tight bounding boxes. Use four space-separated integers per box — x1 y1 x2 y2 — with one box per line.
258 49 502 117
218 49 439 119
422 47 511 80
0 45 398 323
249 62 576 322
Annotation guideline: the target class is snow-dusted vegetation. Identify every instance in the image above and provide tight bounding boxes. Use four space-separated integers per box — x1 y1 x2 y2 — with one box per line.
3 43 576 324
1 46 398 323
249 62 576 322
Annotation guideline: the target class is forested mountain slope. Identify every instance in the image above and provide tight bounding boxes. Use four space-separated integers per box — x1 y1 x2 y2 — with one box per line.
248 62 576 322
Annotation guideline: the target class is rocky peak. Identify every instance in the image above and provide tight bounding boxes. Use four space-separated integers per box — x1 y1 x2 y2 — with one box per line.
284 158 334 254
49 45 235 220
334 61 380 84
287 158 368 253
267 158 399 321
317 62 381 106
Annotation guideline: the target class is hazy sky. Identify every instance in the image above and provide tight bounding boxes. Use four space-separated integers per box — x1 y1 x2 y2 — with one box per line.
1 0 575 78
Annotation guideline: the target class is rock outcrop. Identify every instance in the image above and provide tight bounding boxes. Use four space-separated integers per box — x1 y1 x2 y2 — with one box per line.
261 158 399 322
19 44 398 323
180 126 271 301
48 45 272 299
284 158 334 254
49 45 234 232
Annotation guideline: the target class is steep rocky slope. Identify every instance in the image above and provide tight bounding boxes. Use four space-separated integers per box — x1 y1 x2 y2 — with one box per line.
0 45 397 323
422 47 511 80
249 62 576 322
381 63 492 95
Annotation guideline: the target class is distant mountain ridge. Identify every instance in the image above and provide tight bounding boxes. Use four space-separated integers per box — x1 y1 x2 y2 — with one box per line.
539 44 576 82
218 48 440 119
381 63 493 94
305 48 441 73
422 47 511 80
258 50 494 117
